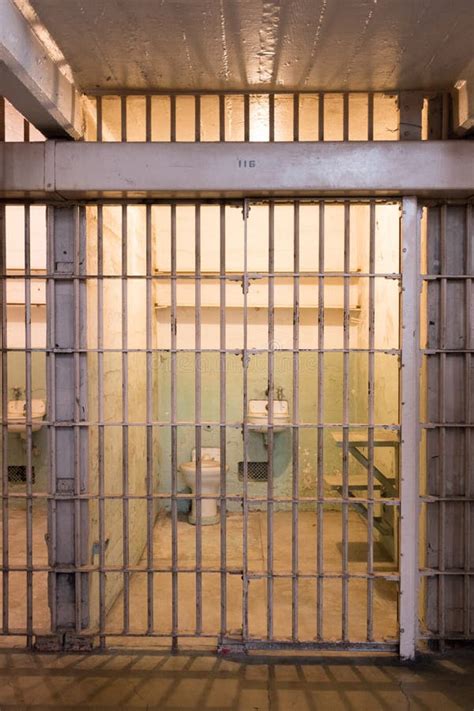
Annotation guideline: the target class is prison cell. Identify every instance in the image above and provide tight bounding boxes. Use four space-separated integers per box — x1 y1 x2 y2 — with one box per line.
0 93 472 656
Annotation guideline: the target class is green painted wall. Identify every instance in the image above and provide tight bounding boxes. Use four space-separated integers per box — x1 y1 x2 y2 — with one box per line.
157 350 399 510
6 352 47 491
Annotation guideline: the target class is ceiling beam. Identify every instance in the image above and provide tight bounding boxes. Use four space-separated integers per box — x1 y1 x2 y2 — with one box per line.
0 0 83 139
0 141 473 200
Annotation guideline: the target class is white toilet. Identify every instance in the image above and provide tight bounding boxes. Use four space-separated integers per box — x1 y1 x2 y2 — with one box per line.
179 447 228 525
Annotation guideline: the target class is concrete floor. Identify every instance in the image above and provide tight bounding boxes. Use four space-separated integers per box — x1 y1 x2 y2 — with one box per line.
0 650 474 709
106 510 398 643
1 506 398 645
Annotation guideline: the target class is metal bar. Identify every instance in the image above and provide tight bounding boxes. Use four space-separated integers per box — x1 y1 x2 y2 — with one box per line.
293 94 299 142
195 204 202 635
195 95 201 143
269 94 275 143
219 95 225 142
342 202 350 642
437 205 447 648
267 201 275 641
45 206 56 633
343 93 349 142
464 203 472 638
73 206 82 633
0 161 7 636
97 204 106 646
219 203 227 637
0 563 401 578
170 204 178 649
243 94 250 142
170 95 176 143
367 201 376 642
145 203 154 634
292 201 300 642
121 96 127 143
96 96 103 143
121 204 130 634
368 93 374 141
242 199 249 641
399 196 421 660
316 201 325 641
145 95 152 143
318 93 324 141
24 202 33 645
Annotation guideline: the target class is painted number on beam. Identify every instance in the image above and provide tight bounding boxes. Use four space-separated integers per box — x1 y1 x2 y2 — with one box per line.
238 160 256 168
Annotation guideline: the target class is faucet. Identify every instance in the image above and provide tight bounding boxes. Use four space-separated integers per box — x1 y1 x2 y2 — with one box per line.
265 385 285 401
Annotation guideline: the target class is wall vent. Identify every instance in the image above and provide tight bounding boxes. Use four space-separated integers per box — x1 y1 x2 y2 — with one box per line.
8 465 35 484
238 461 268 482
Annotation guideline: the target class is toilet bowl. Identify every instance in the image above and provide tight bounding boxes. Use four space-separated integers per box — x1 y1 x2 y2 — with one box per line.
179 448 228 525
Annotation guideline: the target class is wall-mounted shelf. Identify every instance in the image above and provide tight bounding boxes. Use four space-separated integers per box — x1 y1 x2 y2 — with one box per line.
154 278 361 312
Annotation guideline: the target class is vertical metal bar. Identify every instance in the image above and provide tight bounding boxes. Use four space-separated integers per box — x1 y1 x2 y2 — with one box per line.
97 205 106 646
343 93 349 141
145 95 152 143
342 202 350 642
267 201 275 641
244 94 250 142
367 93 374 141
0 97 9 636
292 201 300 642
195 95 201 143
96 96 102 142
170 204 178 649
170 95 176 143
195 204 202 635
96 106 104 641
121 204 130 634
24 202 33 645
438 205 447 649
45 207 56 633
367 201 376 642
73 206 82 633
316 201 325 641
293 93 300 142
269 94 275 143
0 202 7 637
399 196 421 660
219 203 227 637
121 96 127 143
219 95 225 142
242 199 249 640
146 204 154 635
464 203 472 638
318 93 324 141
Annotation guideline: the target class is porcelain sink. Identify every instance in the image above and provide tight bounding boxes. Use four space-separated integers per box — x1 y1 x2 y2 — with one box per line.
247 399 290 433
8 400 46 434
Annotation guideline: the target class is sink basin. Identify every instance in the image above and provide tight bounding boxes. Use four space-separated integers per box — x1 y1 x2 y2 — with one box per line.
8 400 46 435
247 399 290 433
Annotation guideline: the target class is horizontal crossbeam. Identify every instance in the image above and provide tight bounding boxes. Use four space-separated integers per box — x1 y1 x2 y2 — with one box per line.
0 140 473 199
0 0 83 139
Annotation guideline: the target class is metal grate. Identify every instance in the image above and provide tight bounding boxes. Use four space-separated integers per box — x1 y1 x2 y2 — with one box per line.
8 465 35 484
238 461 268 482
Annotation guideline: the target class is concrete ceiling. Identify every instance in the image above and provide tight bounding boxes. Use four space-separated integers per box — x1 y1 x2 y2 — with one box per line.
27 0 474 93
